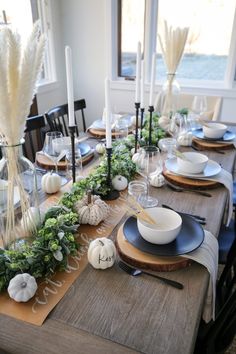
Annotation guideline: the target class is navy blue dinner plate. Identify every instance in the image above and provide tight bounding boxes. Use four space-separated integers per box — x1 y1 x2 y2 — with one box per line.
123 215 204 256
192 128 235 142
78 142 91 156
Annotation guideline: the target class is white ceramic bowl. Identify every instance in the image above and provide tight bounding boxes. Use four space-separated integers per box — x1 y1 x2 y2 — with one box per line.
177 151 208 174
203 122 227 139
52 137 79 154
0 179 8 205
137 207 182 245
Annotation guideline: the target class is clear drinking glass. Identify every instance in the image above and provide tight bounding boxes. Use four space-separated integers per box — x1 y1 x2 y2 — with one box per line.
128 180 147 206
158 138 177 159
42 131 63 172
66 147 83 181
114 118 128 140
136 146 160 208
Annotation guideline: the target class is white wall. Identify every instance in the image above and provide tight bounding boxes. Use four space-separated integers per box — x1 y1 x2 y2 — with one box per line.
59 0 107 126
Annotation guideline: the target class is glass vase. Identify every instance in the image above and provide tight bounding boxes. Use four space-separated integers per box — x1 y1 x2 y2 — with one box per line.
160 73 181 118
0 139 40 250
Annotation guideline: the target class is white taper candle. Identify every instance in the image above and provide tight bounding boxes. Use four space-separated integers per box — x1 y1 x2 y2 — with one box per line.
105 78 112 148
65 46 75 127
140 60 145 109
149 53 157 107
135 42 141 103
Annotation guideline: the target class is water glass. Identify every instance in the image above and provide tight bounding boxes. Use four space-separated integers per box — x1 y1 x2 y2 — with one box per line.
158 138 177 159
114 118 128 140
128 180 147 206
42 131 63 172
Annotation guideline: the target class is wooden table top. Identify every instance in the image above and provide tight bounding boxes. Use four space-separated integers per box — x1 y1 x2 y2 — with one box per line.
0 131 235 354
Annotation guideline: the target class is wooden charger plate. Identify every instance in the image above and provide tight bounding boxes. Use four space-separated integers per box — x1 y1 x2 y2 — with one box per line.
36 150 94 171
88 127 133 139
162 168 220 190
192 137 234 151
116 224 191 272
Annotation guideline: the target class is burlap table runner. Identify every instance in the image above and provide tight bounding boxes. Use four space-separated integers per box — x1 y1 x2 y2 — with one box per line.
0 189 127 326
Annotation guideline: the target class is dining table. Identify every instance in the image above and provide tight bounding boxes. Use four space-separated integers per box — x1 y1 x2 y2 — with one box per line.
0 123 235 354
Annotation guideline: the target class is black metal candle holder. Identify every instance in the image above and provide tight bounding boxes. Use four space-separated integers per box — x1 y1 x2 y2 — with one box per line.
140 107 145 139
148 105 154 146
69 125 77 183
134 102 140 153
102 147 120 200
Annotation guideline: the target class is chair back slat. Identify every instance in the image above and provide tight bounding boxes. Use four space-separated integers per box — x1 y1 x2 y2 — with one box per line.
45 99 87 136
24 114 46 161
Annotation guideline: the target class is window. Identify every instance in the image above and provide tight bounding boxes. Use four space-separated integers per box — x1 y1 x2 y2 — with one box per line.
118 0 145 77
118 0 236 86
0 0 55 84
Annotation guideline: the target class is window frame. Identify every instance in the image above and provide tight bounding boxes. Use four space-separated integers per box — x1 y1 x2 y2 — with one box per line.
107 0 236 96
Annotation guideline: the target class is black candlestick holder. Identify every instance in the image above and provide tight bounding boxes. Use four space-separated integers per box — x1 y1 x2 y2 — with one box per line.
148 105 154 146
134 102 140 153
102 147 120 200
140 107 145 139
69 125 77 183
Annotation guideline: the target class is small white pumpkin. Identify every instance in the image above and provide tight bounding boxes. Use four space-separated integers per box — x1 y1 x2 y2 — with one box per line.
41 171 61 194
75 191 110 225
177 132 193 146
76 175 85 183
8 273 38 302
132 151 146 169
88 237 116 269
96 143 106 154
21 207 41 234
131 115 141 127
112 175 128 191
150 173 165 187
158 115 170 131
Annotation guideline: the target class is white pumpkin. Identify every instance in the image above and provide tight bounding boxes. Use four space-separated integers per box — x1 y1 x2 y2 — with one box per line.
96 143 106 154
76 175 85 183
75 192 110 225
21 207 41 234
131 115 141 127
132 151 146 169
8 273 38 302
88 237 116 269
158 115 170 131
41 171 61 194
150 173 165 187
177 132 193 146
112 175 128 191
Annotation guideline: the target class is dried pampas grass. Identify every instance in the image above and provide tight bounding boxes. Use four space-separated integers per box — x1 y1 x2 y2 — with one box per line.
157 21 189 115
0 21 46 145
0 22 46 248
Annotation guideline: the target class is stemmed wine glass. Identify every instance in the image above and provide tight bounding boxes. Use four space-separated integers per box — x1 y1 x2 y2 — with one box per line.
42 131 64 172
192 95 207 117
136 146 160 208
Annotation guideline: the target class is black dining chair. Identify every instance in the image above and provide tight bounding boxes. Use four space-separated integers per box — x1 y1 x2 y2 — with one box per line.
45 99 87 136
23 114 47 162
194 232 236 354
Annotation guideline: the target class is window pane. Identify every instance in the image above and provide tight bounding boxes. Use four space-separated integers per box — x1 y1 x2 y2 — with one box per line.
119 0 145 77
0 0 33 44
157 0 236 81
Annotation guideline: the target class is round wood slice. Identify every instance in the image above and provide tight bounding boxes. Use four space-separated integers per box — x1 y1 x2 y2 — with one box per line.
162 169 220 190
192 137 234 151
115 224 191 272
88 127 133 139
36 151 94 171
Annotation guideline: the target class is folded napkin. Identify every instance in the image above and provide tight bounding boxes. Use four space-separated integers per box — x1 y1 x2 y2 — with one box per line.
180 230 218 323
167 168 233 226
197 169 233 226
